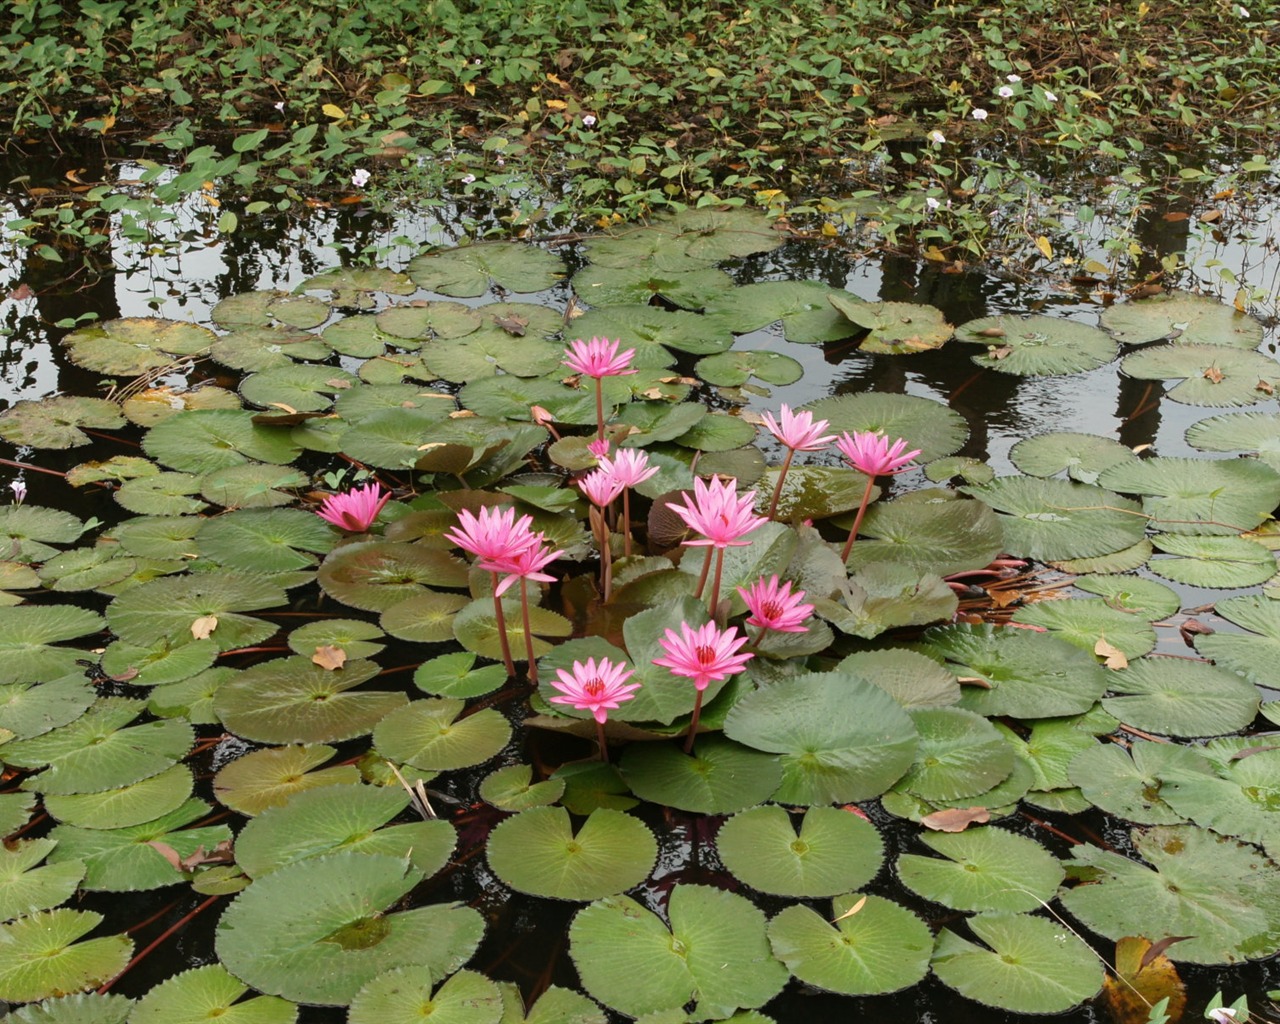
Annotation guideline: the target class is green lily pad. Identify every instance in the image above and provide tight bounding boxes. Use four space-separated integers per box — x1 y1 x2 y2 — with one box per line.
349 967 501 1024
0 604 105 684
487 806 656 901
240 364 358 413
318 540 468 611
661 208 786 260
6 992 135 1024
897 827 1065 912
127 963 298 1024
715 804 884 898
212 744 362 816
334 385 457 424
0 909 132 1003
674 411 757 452
0 397 126 449
1120 344 1278 406
964 475 1146 561
120 385 242 427
553 761 639 814
1060 824 1280 964
46 798 231 891
42 763 193 830
212 291 331 330
571 264 735 310
1158 747 1280 845
210 327 331 372
497 982 605 1024
1185 410 1280 472
815 563 956 639
213 656 407 744
114 471 207 516
759 465 876 523
841 489 1004 576
479 764 566 811
570 305 731 361
1099 290 1265 348
1148 533 1277 588
106 515 201 560
376 301 484 341
894 707 1014 801
106 573 287 651
421 330 566 383
286 618 384 661
569 885 787 1019
1009 432 1140 483
723 669 918 805
695 350 804 387
931 912 1102 1013
0 838 85 920
580 225 716 272
618 736 782 814
0 674 96 739
143 410 299 473
803 393 967 462
1100 656 1259 736
373 697 511 771
913 624 1110 718
0 506 85 563
215 851 484 1005
1067 740 1209 824
1097 456 1280 536
1012 597 1157 659
37 548 138 594
62 318 215 375
407 241 565 297
147 665 237 724
828 297 952 355
1073 574 1181 619
767 894 933 997
836 648 960 708
234 785 455 878
453 598 571 663
615 401 707 448
955 315 1118 375
413 651 509 698
1195 594 1280 684
702 280 857 343
200 463 308 509
198 508 335 572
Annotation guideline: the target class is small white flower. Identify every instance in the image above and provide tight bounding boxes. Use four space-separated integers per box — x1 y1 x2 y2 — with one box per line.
1007 74 1022 82
495 157 505 167
998 85 1014 98
1208 1010 1239 1023
928 129 946 144
582 114 597 127
9 480 25 505
272 101 285 113
926 197 941 210
1045 90 1058 103
971 107 988 120
461 173 476 184
1236 4 1249 15
351 168 371 188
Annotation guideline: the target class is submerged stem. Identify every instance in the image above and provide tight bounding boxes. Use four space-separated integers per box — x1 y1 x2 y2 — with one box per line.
840 476 878 562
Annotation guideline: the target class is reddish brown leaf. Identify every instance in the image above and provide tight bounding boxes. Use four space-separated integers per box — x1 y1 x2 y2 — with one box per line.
921 806 990 832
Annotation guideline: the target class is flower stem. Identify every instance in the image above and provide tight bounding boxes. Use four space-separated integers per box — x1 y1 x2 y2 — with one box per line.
622 488 633 558
491 571 516 678
683 690 705 754
692 546 713 599
520 577 538 684
708 546 726 621
598 519 613 602
766 447 795 520
840 476 878 562
594 376 605 442
596 719 609 761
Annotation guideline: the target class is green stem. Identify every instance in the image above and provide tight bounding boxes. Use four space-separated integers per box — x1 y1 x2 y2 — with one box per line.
520 577 538 684
766 447 795 520
692 546 713 599
622 487 633 558
683 689 705 754
840 476 878 562
708 546 726 621
491 571 516 678
596 719 609 761
594 376 605 442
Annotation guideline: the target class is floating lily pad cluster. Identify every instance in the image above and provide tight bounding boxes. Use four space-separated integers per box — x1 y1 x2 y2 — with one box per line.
1 211 1279 1023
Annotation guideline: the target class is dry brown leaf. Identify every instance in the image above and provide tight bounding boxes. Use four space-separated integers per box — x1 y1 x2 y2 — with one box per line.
147 839 235 873
1102 935 1187 1024
921 806 990 832
1203 365 1225 384
449 410 477 418
831 895 868 922
739 410 767 425
312 644 347 671
1095 636 1129 670
956 675 992 689
190 615 218 640
7 283 34 301
326 378 353 390
987 344 1014 360
976 327 1006 338
1256 379 1275 395
493 313 528 335
267 402 298 415
1199 209 1223 223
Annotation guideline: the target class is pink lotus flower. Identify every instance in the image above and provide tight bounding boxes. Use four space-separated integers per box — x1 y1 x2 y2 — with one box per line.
549 657 640 723
738 575 814 634
484 538 563 597
445 505 539 563
666 476 767 549
599 449 658 489
761 405 836 453
654 620 753 691
587 438 612 460
564 337 637 379
315 482 390 532
580 467 625 508
835 431 922 477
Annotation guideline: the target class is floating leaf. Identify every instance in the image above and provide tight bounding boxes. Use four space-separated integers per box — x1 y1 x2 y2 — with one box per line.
143 410 299 473
240 364 358 413
376 301 483 341
128 963 298 1024
844 489 1005 576
894 708 1014 801
1148 533 1276 588
453 598 571 663
569 885 787 1018
0 910 131 1003
618 736 781 814
1120 345 1279 406
1097 456 1280 536
1074 574 1181 620
114 471 207 516
0 506 85 563
213 744 362 816
6 992 135 1024
803 393 967 462
1100 656 1259 736
198 508 335 572
816 563 957 639
107 574 287 651
318 540 468 611
694 350 804 387
42 764 193 830
715 805 884 897
479 764 566 811
121 385 241 427
1100 290 1264 348
702 281 856 343
897 827 1064 912
301 265 415 304
349 967 501 1024
0 674 96 739
497 982 605 1024
0 838 85 921
571 305 731 360
407 242 565 297
212 291 331 330
209 327 330 372
1102 936 1188 1024
661 208 785 260
571 264 734 310
0 397 126 449
0 605 105 684
1012 598 1157 660
62 318 214 375
828 297 952 354
373 697 511 771
215 851 484 1005
955 315 1118 375
1009 432 1140 483
836 648 960 708
413 651 509 698
1185 410 1280 472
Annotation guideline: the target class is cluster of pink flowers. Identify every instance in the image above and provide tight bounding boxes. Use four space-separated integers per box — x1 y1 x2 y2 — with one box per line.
445 505 562 596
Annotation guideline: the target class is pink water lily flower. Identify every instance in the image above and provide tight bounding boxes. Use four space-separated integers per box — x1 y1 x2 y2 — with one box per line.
654 620 753 691
484 538 563 597
835 431 922 477
738 575 814 634
580 466 625 508
666 476 767 549
549 657 640 723
445 505 539 563
599 449 658 489
563 336 637 379
587 437 612 460
315 482 390 532
761 405 836 453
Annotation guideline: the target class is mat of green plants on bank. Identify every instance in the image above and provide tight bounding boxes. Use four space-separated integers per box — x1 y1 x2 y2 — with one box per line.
4 0 1279 271
1 208 1280 1021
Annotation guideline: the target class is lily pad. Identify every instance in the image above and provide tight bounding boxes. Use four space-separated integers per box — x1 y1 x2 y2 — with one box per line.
240 364 358 413
1067 740 1210 824
828 297 952 354
0 506 86 563
0 604 105 684
1100 656 1259 736
702 280 857 343
42 763 193 830
197 508 335 572
1097 456 1280 536
836 648 961 708
1099 290 1265 348
37 548 138 594
1009 432 1140 483
695 350 804 388
479 764 566 811
210 327 331 372
1148 533 1276 588
0 397 126 449
931 912 1102 1013
570 305 731 360
301 265 415 304
0 674 96 739
413 651 509 698
127 963 298 1024
894 707 1014 801
107 573 287 651
215 851 484 1005
143 410 299 473
955 315 1118 375
349 967 501 1024
0 838 85 920
407 241 565 297
803 393 967 462
1119 344 1278 406
1012 597 1157 660
571 264 735 310
723 669 918 805
569 885 788 1019
212 291 331 330
1073 574 1181 619
618 735 782 814
0 909 132 1004
318 540 468 611
421 330 565 383
453 598 571 663
760 466 878 523
661 208 786 259
114 472 207 516
715 804 884 898
897 827 1065 912
766 894 933 997
1158 747 1280 846
1185 410 1280 472
487 806 657 901
121 385 242 427
62 318 215 375
815 563 957 639
376 301 484 341
373 697 511 771
6 993 135 1024
212 744 362 816
497 982 605 1024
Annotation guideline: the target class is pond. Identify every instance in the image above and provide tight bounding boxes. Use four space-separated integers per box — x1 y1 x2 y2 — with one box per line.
2 190 1280 1024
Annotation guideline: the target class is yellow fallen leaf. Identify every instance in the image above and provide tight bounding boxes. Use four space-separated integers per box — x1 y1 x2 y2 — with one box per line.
322 103 346 120
831 895 867 923
191 615 218 640
1095 636 1129 670
1034 235 1053 260
312 645 347 671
